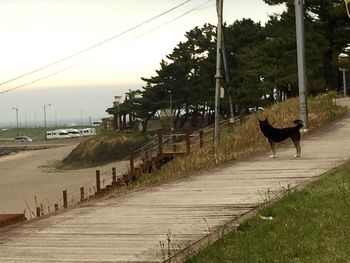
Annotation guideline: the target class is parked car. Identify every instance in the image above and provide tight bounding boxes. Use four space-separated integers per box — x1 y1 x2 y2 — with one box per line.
14 136 32 142
46 129 71 140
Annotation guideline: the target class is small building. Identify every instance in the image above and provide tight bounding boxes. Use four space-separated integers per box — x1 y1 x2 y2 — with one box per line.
102 117 114 130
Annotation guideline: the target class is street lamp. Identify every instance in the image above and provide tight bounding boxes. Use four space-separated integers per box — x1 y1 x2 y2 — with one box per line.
23 113 27 128
12 107 19 129
80 110 83 127
294 0 309 130
338 53 349 96
114 96 122 131
43 104 51 129
168 91 173 134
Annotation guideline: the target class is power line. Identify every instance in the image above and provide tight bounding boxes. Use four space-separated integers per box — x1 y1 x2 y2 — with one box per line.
0 63 82 94
0 0 214 94
126 0 214 45
0 0 193 87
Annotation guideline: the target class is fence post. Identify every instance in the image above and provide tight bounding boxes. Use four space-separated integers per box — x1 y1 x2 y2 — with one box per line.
80 187 85 203
199 130 204 148
112 167 117 186
158 133 163 157
129 152 134 177
96 170 101 195
239 109 244 125
63 190 68 209
186 134 191 154
36 207 41 217
172 134 177 152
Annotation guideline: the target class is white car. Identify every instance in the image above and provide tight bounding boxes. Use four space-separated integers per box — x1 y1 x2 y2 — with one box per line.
14 136 32 142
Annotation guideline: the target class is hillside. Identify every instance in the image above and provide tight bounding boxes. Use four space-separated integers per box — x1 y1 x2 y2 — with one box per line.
58 132 149 169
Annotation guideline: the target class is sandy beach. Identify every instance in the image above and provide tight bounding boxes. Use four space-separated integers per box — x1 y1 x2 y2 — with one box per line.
0 143 128 218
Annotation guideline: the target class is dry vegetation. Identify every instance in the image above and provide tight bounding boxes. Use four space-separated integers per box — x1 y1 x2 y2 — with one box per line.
58 133 148 169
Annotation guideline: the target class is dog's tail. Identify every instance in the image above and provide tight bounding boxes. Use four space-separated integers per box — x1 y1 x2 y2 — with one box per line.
293 119 304 129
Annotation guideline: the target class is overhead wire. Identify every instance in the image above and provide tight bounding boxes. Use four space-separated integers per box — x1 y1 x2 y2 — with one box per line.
125 0 213 46
0 0 214 94
0 63 83 94
0 0 193 87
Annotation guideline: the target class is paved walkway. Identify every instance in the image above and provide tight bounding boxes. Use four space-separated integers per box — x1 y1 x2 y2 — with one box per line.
1 98 350 262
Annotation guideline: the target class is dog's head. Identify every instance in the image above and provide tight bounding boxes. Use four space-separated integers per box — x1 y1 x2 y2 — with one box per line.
258 117 269 128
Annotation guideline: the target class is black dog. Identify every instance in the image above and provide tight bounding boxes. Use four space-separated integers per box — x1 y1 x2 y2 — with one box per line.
259 118 304 158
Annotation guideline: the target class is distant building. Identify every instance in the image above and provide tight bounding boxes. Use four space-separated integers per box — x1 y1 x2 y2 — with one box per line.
102 117 114 130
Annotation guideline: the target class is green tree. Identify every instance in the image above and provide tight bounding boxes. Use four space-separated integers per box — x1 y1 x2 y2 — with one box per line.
264 0 350 89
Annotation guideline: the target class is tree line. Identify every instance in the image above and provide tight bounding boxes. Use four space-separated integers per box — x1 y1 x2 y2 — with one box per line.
107 0 350 133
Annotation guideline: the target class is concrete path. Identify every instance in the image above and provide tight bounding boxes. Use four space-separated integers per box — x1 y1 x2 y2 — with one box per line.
0 98 350 262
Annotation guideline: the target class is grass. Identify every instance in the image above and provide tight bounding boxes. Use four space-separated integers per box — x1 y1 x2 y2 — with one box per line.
188 160 350 262
0 126 101 141
57 131 149 169
0 127 48 140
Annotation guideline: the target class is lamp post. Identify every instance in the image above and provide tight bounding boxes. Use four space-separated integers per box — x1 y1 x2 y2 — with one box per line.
168 91 173 134
12 107 19 129
24 113 27 128
338 53 349 96
43 104 51 129
80 110 83 127
114 96 122 131
294 0 309 130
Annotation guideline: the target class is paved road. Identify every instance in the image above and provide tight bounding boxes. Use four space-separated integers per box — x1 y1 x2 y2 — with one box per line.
0 98 349 262
0 143 128 217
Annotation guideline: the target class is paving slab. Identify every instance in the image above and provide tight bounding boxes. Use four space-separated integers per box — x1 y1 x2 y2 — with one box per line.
1 98 350 262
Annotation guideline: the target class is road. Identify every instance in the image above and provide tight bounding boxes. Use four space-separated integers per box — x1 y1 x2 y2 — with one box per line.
0 142 128 217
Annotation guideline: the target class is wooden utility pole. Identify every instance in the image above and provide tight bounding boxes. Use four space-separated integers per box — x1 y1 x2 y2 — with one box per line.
214 0 223 147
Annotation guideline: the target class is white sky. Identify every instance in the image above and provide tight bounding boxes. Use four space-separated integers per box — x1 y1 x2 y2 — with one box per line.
0 0 285 126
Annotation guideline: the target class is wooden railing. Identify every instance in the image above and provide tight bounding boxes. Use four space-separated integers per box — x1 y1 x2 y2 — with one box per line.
31 118 245 219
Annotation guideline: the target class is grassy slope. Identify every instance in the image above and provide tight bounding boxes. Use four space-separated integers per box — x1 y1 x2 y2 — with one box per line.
189 161 350 262
132 94 347 188
58 131 149 169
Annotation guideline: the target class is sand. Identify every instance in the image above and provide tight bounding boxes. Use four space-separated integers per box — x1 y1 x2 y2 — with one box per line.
0 143 128 218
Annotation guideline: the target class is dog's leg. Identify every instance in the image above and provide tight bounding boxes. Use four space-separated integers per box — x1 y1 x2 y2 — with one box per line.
292 139 301 158
268 140 276 158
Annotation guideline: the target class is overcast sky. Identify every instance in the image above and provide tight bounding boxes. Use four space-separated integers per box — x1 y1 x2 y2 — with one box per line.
0 0 285 127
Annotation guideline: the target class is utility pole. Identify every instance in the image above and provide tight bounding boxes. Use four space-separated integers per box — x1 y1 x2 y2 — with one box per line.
294 0 309 129
214 0 223 147
12 107 19 129
43 104 51 129
221 33 234 121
